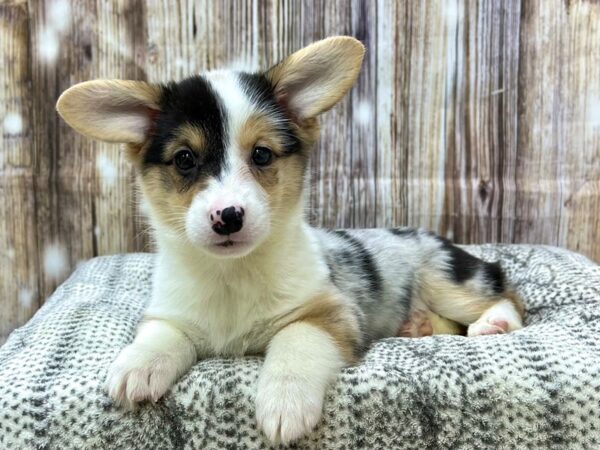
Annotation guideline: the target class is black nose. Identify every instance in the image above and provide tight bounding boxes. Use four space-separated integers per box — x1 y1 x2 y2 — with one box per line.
212 206 244 235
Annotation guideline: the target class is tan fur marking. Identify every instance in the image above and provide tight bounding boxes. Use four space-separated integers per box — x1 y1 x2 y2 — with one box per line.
140 166 208 231
135 124 213 230
236 113 316 214
426 311 466 335
237 114 291 157
416 272 524 327
398 309 465 337
291 291 361 364
165 123 206 159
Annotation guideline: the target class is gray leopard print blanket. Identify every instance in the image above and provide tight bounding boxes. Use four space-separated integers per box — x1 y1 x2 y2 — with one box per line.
1 245 599 449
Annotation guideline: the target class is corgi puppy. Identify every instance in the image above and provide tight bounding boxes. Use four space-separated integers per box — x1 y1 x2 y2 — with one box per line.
56 36 523 444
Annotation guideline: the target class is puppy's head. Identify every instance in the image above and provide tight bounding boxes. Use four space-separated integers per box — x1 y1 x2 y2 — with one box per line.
57 37 364 258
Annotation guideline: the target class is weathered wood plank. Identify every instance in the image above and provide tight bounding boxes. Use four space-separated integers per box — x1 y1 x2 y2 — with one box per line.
307 0 355 228
349 0 378 228
379 1 452 231
440 0 522 244
0 2 39 343
517 0 600 260
92 0 149 255
28 0 95 301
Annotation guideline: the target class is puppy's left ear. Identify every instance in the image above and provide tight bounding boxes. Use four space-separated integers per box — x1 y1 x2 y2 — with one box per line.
266 36 365 120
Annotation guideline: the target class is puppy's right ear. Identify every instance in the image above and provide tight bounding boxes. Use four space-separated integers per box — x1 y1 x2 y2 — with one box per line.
56 80 161 144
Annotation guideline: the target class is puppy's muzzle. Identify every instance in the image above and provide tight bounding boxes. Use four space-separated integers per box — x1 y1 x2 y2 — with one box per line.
211 206 245 235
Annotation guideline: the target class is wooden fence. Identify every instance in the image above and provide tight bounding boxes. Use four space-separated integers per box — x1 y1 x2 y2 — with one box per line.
1 0 599 342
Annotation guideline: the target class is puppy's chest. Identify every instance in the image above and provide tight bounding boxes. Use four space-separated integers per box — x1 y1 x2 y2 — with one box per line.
186 279 298 356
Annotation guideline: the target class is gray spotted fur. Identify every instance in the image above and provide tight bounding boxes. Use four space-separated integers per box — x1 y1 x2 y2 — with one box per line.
316 227 497 343
1 243 599 449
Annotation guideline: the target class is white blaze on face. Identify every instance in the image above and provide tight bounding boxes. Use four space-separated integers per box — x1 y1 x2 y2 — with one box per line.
184 72 271 255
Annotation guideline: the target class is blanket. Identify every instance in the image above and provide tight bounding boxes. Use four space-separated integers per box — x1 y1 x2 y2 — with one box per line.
1 245 599 449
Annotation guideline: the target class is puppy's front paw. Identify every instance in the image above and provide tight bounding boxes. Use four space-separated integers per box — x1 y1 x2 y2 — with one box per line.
255 373 324 444
105 344 178 409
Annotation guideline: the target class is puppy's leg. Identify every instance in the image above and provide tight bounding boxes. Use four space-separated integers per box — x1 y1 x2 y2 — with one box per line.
106 318 196 409
418 273 524 337
466 298 523 337
256 292 359 444
398 309 465 337
416 239 524 337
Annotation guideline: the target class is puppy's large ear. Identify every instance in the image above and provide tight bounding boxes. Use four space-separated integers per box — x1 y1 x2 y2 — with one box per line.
266 36 365 120
56 80 161 144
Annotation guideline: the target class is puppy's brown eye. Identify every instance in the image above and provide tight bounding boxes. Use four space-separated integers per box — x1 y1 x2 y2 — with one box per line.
174 148 196 174
252 146 273 167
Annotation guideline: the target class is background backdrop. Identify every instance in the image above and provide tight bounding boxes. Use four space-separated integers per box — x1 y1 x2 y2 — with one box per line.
1 0 599 343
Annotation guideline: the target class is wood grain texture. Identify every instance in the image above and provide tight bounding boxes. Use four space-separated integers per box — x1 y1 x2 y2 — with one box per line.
0 2 40 342
1 0 599 341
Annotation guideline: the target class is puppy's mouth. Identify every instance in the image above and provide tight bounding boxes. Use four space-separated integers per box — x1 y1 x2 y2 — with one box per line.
206 238 255 258
216 239 237 247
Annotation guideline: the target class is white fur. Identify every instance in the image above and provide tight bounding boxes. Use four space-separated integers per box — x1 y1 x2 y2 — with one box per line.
255 321 344 444
205 71 254 135
182 71 272 257
145 219 329 355
184 151 270 257
468 299 523 337
106 319 196 409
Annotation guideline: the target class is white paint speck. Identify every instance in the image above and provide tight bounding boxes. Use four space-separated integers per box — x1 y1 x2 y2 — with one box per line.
443 1 462 23
101 34 132 59
43 243 69 280
48 0 71 32
355 101 373 126
225 57 259 72
94 226 101 238
7 248 15 260
39 28 60 62
96 153 118 187
3 112 23 135
18 288 35 309
139 197 151 218
587 95 600 129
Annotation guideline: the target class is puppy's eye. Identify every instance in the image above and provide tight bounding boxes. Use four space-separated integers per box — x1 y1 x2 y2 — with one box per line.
173 148 196 174
251 146 273 167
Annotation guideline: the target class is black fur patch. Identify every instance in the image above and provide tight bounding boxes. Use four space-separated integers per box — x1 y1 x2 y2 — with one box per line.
437 237 482 283
389 228 418 238
436 236 506 293
237 73 301 155
333 230 383 295
144 75 228 180
482 261 506 294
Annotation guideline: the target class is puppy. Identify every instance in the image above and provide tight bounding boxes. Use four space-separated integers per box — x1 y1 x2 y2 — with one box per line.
56 36 523 444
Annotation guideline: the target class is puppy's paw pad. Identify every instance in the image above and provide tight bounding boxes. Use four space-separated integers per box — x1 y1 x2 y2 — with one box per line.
398 310 433 337
256 377 323 444
467 318 508 337
105 345 177 409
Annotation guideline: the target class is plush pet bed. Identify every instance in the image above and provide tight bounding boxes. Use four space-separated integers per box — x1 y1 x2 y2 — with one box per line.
1 244 599 449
